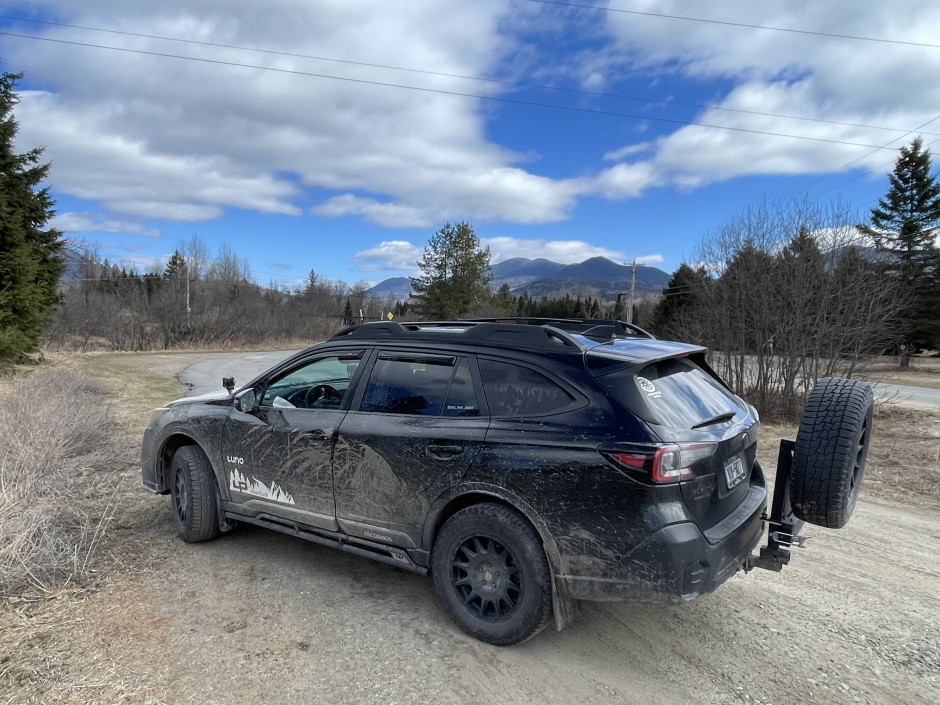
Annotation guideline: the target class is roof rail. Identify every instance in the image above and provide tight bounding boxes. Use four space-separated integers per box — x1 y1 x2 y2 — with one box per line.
330 320 585 350
459 317 655 341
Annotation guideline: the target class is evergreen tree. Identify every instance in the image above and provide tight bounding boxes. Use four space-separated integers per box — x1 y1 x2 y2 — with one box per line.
858 137 940 352
0 71 65 362
410 221 492 319
164 250 187 279
650 263 708 339
587 296 600 318
492 282 515 315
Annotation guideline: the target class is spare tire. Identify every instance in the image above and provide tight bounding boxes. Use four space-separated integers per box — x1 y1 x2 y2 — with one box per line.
791 377 874 528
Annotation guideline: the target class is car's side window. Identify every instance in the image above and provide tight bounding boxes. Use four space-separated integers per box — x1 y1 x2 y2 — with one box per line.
478 359 574 417
260 355 361 410
359 355 459 416
442 358 481 417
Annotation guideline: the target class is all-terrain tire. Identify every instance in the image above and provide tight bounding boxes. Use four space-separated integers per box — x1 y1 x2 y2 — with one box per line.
432 503 553 646
791 377 874 528
171 445 221 543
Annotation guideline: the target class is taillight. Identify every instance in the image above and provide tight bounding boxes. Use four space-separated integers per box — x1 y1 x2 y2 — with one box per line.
607 443 716 483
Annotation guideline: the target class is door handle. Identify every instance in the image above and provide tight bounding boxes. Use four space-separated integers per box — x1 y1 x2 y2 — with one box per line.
299 430 332 447
427 443 464 459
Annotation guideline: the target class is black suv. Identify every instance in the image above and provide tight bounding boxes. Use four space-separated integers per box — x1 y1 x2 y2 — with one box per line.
141 319 872 645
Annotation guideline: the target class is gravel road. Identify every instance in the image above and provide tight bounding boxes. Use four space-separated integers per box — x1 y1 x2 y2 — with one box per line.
121 352 940 704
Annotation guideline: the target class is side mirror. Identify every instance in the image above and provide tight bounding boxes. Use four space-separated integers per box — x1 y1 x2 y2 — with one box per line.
234 388 258 414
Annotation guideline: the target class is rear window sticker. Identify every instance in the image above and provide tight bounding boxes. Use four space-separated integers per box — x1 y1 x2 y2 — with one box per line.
637 376 662 399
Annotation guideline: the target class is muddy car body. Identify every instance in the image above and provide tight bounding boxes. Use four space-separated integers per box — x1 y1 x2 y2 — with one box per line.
141 319 872 645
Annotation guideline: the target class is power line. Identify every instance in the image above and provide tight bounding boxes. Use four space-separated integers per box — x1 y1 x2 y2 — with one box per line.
788 114 940 197
0 31 903 151
524 0 940 49
1 14 934 137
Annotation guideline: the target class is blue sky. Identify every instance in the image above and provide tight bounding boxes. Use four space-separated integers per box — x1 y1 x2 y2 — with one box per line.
3 0 939 288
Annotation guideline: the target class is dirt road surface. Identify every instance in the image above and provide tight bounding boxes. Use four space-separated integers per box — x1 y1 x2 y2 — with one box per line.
10 352 938 705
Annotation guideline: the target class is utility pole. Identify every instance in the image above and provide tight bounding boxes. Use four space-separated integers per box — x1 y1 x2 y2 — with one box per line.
625 258 635 325
625 258 648 325
185 258 192 332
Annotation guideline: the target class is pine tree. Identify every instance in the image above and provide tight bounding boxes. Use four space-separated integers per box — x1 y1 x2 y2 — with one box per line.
492 282 515 315
163 250 187 279
0 71 65 363
410 221 492 319
650 263 708 339
858 137 940 352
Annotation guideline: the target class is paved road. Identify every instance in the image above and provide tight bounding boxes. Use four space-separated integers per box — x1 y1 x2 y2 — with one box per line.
179 349 300 396
872 381 940 407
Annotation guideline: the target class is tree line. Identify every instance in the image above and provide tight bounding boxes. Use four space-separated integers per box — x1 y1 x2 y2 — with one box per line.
649 198 909 417
46 238 400 351
3 61 939 416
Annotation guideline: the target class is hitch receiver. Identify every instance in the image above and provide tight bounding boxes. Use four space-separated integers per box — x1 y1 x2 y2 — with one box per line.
744 438 808 573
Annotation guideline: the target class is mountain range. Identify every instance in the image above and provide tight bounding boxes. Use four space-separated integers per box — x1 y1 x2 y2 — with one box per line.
366 256 672 302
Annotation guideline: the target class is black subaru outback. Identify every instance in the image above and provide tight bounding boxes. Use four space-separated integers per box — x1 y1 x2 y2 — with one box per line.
141 319 872 645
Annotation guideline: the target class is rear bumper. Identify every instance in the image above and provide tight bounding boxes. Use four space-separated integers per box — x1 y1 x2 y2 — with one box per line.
558 484 767 603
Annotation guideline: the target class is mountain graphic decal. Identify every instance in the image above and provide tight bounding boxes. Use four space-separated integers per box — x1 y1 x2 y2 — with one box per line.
229 469 295 505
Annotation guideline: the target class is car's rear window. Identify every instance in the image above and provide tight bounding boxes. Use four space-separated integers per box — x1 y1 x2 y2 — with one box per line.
594 357 745 429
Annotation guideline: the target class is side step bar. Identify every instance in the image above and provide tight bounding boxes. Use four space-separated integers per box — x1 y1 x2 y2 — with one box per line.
222 507 429 576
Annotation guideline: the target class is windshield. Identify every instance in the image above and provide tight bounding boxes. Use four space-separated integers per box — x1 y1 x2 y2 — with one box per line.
594 356 746 429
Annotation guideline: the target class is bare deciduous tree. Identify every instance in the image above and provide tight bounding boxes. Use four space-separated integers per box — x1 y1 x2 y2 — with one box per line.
660 196 906 418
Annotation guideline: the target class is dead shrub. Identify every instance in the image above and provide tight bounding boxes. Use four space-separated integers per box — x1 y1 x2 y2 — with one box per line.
0 368 128 596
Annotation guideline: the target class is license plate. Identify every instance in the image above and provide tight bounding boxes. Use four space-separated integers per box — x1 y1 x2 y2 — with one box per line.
723 455 747 489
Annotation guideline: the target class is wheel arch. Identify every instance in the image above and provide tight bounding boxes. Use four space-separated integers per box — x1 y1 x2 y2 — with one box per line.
425 487 558 564
156 433 205 493
423 485 578 635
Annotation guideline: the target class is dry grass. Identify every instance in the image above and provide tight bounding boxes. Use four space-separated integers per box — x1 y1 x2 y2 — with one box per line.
0 577 176 705
0 360 170 704
756 403 940 510
865 404 940 507
73 353 185 446
0 368 129 596
858 353 940 390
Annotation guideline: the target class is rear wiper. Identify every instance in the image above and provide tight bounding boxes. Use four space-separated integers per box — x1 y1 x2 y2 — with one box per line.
691 412 736 429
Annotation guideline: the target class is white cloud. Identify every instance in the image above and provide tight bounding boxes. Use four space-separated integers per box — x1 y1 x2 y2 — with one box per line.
18 91 300 221
634 254 664 265
594 1 940 189
483 237 625 264
7 0 939 238
604 143 652 162
350 240 423 271
51 212 161 238
312 197 433 229
9 1 585 227
117 253 172 273
350 235 633 273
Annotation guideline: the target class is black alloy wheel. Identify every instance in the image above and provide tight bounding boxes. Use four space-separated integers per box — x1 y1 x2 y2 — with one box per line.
432 503 552 646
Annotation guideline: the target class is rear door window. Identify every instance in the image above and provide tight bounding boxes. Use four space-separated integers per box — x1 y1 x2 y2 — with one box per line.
478 359 575 417
595 357 745 429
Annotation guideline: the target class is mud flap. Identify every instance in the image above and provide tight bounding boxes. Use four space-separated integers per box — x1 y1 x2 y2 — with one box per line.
552 571 581 631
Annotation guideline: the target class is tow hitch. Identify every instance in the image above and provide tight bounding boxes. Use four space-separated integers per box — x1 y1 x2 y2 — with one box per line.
745 438 811 573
